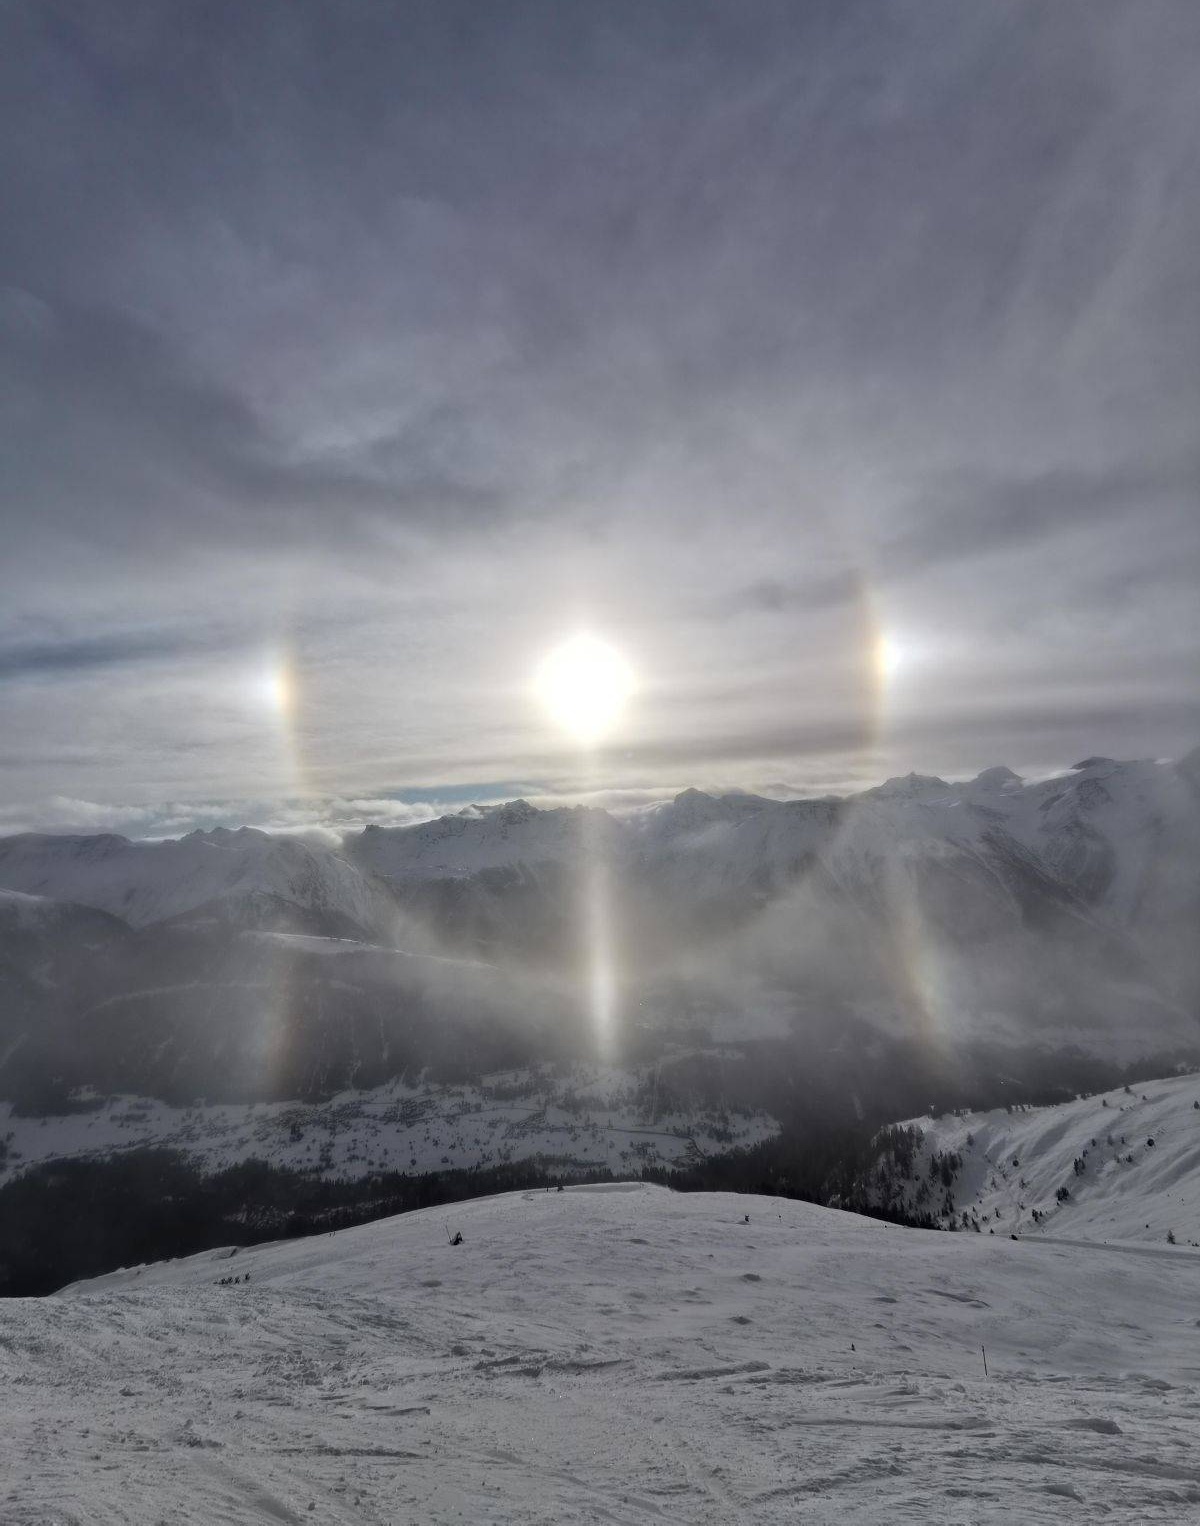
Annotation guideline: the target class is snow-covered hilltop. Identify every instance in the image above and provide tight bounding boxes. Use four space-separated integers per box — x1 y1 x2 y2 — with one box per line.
864 1071 1200 1245
5 1183 1200 1523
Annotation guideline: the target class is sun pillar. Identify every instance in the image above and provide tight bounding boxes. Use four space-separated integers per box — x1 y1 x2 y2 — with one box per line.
533 632 635 1059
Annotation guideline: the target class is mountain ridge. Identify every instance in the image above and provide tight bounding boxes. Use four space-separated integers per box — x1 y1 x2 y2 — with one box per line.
0 748 1195 1122
2 749 1195 940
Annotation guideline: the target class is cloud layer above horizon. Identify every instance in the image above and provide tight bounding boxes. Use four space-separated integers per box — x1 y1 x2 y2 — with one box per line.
2 0 1198 834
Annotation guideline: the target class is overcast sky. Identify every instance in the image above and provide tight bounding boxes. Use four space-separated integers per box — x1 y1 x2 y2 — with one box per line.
1 0 1197 836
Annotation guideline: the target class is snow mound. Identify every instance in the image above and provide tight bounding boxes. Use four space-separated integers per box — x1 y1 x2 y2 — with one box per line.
5 1186 1200 1522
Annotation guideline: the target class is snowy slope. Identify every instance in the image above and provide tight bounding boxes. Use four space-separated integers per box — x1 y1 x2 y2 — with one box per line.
0 884 128 934
867 1071 1200 1245
990 754 1200 921
0 886 70 930
5 1185 1200 1522
0 828 390 934
0 1065 778 1185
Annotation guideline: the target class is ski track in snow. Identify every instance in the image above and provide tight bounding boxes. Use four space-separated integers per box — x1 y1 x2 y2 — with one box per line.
5 1184 1200 1523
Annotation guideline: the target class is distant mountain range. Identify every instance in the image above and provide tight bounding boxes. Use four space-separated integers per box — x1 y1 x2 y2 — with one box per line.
0 749 1197 1147
4 749 1198 958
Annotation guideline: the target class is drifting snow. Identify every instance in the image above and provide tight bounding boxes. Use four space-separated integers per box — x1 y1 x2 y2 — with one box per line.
4 1185 1200 1521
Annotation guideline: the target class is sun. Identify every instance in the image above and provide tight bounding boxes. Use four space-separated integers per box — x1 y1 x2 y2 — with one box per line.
534 633 635 745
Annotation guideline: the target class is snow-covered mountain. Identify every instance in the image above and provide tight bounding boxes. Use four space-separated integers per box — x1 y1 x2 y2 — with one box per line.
0 826 392 937
5 1183 1200 1522
344 752 1200 957
863 1069 1200 1244
640 751 1200 951
0 885 127 939
0 748 1195 1131
352 798 625 880
341 750 1200 1060
2 751 1195 962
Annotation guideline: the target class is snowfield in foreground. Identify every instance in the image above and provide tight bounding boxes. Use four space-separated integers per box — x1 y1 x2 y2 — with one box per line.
5 1186 1200 1523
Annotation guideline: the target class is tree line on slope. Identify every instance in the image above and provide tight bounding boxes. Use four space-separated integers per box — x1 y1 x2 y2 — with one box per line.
2 1044 1188 1294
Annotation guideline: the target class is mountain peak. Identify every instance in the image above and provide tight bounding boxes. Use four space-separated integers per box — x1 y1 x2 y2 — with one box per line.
490 799 538 825
185 825 270 841
869 772 950 799
971 765 1023 791
666 788 732 827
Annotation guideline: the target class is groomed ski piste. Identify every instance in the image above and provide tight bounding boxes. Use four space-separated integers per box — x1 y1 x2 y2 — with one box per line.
5 1183 1200 1522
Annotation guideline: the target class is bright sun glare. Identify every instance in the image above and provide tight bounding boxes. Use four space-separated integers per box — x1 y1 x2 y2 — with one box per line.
534 633 635 745
254 663 293 717
875 633 903 682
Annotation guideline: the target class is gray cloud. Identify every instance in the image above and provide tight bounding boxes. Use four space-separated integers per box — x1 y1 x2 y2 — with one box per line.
885 454 1200 575
0 792 442 840
0 625 231 682
0 291 501 568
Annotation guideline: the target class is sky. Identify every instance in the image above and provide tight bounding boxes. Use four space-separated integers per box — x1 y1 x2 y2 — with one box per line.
1 0 1198 838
